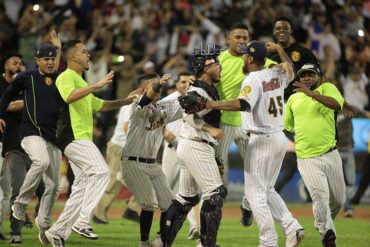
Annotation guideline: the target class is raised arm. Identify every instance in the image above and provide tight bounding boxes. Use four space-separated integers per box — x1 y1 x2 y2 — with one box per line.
49 29 61 71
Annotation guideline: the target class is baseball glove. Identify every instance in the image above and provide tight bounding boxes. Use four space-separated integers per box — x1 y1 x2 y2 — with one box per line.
215 157 224 177
178 91 207 114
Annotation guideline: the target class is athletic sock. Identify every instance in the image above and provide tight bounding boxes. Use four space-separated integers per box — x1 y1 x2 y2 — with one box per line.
140 210 154 241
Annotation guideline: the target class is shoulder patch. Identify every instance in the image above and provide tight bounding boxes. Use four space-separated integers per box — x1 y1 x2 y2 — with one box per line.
240 86 251 96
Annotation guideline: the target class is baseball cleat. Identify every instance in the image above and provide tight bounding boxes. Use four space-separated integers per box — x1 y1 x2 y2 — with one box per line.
71 226 98 240
11 203 27 222
322 229 336 247
286 228 306 247
240 204 253 227
45 230 65 247
139 240 151 247
35 216 50 245
151 235 164 247
122 208 140 223
9 235 21 245
188 227 200 240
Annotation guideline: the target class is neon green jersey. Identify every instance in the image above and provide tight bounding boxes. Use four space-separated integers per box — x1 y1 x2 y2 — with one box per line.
56 69 104 142
284 82 344 158
216 50 245 126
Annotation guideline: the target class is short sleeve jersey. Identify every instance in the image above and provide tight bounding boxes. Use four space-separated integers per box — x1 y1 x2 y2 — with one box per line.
238 68 289 134
284 82 344 158
56 69 103 149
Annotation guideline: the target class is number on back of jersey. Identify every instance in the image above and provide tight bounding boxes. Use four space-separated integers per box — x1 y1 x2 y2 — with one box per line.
268 96 283 117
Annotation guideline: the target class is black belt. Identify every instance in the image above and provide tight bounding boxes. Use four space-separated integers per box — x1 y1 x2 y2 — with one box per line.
324 146 337 154
127 156 156 164
201 139 215 147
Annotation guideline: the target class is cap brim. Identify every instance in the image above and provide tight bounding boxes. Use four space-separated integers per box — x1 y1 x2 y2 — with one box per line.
297 68 319 77
237 44 248 54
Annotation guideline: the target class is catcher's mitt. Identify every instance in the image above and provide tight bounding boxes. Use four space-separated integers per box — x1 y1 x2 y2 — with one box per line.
178 91 207 114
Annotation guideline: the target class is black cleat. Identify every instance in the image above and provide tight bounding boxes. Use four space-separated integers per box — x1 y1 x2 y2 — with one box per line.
122 208 140 223
322 229 336 247
240 204 253 227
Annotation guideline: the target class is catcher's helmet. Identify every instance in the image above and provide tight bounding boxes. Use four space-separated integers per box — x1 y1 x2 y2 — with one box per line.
191 43 222 76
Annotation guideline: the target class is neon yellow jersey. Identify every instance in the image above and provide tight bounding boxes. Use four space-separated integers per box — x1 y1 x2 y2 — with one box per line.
284 82 344 158
216 50 245 126
56 69 104 142
216 52 279 126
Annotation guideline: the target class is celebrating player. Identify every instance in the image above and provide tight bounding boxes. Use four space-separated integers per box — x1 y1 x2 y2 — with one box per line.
205 41 305 247
284 64 345 247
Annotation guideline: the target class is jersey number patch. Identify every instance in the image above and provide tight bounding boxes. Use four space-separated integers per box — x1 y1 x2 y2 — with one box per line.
268 96 283 117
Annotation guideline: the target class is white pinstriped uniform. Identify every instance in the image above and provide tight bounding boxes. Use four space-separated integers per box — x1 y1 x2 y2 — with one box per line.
121 98 183 211
49 140 109 239
161 91 200 230
297 151 345 235
176 86 223 201
17 136 61 228
239 68 302 247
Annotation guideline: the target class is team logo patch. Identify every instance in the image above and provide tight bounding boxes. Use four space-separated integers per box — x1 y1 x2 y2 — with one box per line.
291 51 301 62
44 77 53 86
240 86 251 96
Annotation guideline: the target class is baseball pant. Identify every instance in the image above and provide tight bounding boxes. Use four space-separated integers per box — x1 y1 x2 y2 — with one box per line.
4 150 32 236
177 139 223 200
215 123 251 210
121 158 173 212
162 144 200 229
0 142 7 235
16 136 61 228
244 132 302 247
49 140 109 239
338 149 356 212
297 149 345 235
94 142 139 222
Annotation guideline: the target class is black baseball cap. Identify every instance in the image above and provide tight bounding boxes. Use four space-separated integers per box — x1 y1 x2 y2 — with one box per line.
238 41 267 62
297 63 321 77
36 44 57 58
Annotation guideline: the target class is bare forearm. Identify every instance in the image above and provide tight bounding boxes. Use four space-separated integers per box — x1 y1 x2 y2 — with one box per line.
7 100 24 112
66 84 99 104
207 100 241 111
100 99 132 112
312 93 341 111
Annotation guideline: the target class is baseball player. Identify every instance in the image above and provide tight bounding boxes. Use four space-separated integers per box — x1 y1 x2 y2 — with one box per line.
155 46 226 247
0 31 62 245
44 40 141 247
284 64 345 247
206 41 305 247
214 22 253 225
160 73 200 240
120 73 183 247
93 102 140 224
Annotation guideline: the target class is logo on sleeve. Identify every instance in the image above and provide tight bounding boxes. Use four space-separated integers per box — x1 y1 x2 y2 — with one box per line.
240 86 251 96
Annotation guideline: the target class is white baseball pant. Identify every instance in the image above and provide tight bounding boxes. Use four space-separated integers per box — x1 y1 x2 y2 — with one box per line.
297 149 345 235
244 132 302 247
49 140 109 239
121 158 173 212
16 136 61 227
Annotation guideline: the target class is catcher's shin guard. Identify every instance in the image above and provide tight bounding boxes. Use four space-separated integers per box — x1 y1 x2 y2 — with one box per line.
162 195 200 246
199 185 227 247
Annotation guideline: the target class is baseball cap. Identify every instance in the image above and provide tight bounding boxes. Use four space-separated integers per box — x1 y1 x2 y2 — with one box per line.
36 44 57 58
238 41 267 62
297 63 321 77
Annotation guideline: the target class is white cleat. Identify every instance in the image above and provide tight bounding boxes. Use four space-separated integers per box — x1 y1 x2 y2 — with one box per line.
286 228 306 247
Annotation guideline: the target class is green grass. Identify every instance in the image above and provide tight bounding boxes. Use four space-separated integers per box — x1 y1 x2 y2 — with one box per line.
2 203 370 246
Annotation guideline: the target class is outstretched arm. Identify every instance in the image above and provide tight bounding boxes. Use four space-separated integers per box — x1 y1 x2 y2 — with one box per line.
99 88 144 112
66 71 114 104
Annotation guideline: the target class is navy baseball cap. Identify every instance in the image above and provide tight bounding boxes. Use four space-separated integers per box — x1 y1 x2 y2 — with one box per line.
238 41 267 62
297 63 321 77
36 44 57 58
